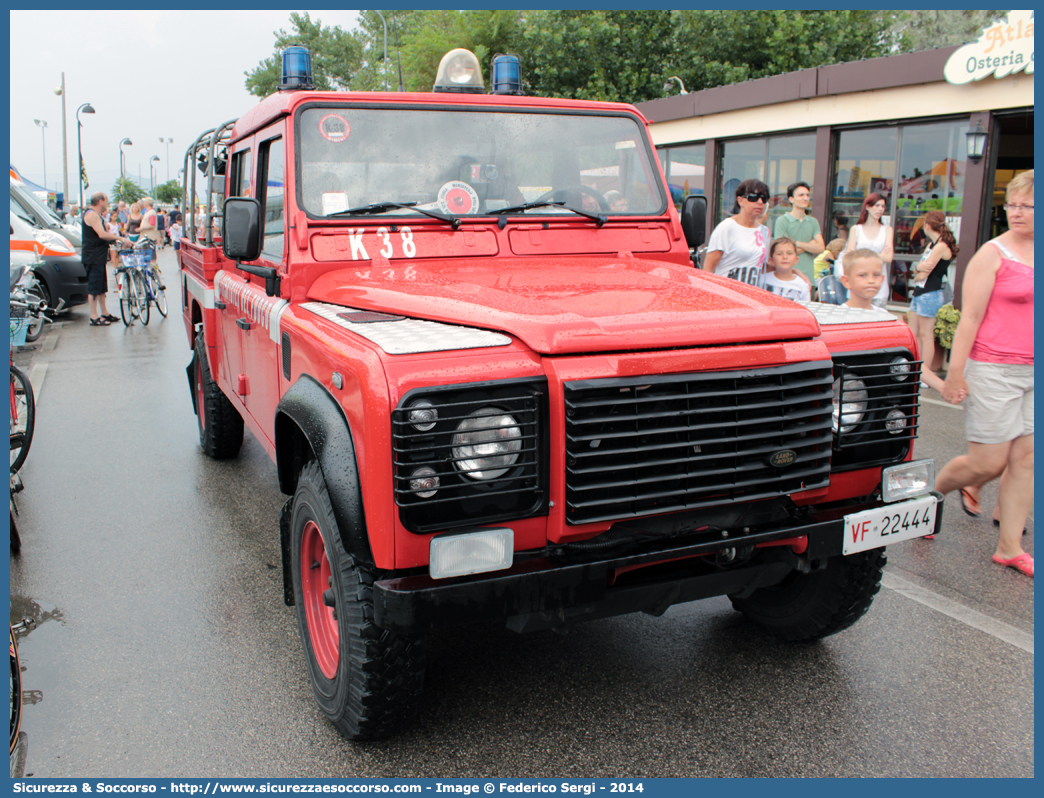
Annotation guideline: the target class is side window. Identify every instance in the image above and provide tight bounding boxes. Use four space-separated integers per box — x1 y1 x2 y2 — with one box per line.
231 150 252 198
259 138 284 261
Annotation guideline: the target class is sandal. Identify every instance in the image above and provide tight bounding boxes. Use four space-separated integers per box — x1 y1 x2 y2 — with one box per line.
958 488 982 518
89 317 111 327
991 552 1034 577
103 314 120 322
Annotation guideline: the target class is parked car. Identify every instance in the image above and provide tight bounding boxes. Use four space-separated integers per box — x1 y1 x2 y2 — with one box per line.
10 176 82 250
10 210 87 311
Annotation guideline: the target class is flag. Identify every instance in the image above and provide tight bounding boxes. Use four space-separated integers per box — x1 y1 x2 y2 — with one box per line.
80 155 88 190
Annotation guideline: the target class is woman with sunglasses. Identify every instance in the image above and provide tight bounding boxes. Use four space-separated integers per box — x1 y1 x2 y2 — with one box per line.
844 193 893 309
703 179 772 286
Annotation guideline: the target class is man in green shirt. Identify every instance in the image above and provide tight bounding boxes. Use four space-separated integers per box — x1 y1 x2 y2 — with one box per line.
774 182 824 284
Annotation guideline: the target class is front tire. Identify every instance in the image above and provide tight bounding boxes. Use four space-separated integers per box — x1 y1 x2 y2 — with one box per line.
192 334 243 459
9 365 35 475
134 273 150 326
291 461 425 740
154 284 168 317
120 275 135 326
730 548 886 641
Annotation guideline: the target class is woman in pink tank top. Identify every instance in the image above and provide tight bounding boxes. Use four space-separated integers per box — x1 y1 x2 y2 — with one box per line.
935 170 1034 577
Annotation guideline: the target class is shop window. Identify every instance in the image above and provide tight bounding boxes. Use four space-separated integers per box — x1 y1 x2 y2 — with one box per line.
830 127 898 245
658 144 705 210
891 120 969 301
716 133 815 229
831 121 971 303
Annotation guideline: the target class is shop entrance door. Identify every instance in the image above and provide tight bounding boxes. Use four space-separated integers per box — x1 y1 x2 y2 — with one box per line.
985 111 1033 240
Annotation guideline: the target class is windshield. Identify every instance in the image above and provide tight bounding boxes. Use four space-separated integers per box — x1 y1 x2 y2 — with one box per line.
11 183 62 226
296 105 666 219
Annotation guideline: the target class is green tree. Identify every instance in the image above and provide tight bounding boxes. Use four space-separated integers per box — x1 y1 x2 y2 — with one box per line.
349 9 420 91
111 177 144 205
884 10 1008 52
244 10 907 104
245 12 364 97
154 180 182 206
521 10 675 102
670 11 893 93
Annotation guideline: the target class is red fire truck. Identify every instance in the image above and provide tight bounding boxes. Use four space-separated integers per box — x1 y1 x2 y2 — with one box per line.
179 48 941 740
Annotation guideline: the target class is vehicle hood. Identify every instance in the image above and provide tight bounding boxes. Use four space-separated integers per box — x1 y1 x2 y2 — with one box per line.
306 257 821 355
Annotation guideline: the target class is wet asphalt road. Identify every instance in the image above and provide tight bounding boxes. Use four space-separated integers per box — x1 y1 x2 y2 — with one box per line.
9 248 1033 778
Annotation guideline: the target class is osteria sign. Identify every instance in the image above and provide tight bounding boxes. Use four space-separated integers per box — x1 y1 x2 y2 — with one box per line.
945 10 1034 84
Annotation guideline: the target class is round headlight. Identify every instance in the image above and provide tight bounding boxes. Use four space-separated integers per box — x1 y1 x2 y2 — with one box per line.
452 407 522 480
885 408 907 435
408 400 438 432
889 356 912 381
409 466 440 498
832 377 868 433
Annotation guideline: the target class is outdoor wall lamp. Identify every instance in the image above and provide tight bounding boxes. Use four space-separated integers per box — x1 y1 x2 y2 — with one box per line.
663 76 687 96
965 121 988 164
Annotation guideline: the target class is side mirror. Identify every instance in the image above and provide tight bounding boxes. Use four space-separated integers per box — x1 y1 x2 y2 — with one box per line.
223 197 262 262
680 194 707 256
223 197 280 297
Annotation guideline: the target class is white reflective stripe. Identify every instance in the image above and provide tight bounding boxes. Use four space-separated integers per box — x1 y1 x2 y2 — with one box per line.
185 271 215 309
269 299 289 343
215 270 288 340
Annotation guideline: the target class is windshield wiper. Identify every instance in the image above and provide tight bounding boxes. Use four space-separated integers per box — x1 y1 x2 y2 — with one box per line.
327 201 461 229
492 200 605 228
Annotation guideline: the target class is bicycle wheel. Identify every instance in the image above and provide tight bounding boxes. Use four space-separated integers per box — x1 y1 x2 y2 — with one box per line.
134 272 151 326
119 272 135 325
154 279 168 317
10 364 35 474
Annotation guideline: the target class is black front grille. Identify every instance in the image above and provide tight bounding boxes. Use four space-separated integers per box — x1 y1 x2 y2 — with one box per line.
563 362 834 525
831 350 921 470
392 379 548 533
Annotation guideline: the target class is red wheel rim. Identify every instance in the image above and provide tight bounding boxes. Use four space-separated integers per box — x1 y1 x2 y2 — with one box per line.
301 520 339 679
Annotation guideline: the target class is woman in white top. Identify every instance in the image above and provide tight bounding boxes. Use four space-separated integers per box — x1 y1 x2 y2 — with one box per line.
843 193 893 309
703 179 771 287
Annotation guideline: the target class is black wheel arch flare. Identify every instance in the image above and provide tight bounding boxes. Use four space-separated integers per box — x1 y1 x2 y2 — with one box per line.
275 375 375 567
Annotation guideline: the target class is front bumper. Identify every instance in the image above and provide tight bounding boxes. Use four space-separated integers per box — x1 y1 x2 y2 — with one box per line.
374 492 943 634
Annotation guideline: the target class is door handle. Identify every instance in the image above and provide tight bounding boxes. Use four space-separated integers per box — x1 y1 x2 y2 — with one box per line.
214 300 226 310
236 318 251 331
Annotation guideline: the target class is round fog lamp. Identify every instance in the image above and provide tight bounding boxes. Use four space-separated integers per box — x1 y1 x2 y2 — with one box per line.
885 408 907 435
409 466 440 498
832 377 868 433
408 400 438 431
452 407 522 480
889 356 912 381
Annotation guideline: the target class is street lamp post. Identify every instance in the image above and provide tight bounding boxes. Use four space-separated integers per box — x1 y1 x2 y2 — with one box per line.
119 137 132 184
374 10 388 91
55 75 69 215
159 137 173 182
75 102 95 215
151 155 160 193
33 119 48 190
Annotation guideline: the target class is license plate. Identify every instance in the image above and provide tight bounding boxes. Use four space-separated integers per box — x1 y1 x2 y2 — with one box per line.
843 494 939 555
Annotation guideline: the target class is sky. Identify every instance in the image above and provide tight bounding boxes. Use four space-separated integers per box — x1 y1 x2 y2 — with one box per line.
9 9 360 206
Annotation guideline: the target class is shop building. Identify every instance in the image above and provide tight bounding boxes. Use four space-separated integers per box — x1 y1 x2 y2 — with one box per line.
635 12 1033 306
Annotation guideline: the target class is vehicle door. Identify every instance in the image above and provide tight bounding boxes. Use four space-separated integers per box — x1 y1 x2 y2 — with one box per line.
217 128 288 445
215 141 252 408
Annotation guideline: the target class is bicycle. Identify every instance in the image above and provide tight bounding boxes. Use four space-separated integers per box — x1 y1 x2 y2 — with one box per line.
9 266 40 476
116 242 152 326
138 242 168 320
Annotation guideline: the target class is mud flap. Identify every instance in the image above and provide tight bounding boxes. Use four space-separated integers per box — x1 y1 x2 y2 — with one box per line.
186 353 199 417
280 497 295 606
